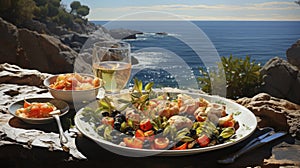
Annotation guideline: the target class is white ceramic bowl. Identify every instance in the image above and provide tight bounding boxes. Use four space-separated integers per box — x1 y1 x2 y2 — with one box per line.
44 73 101 103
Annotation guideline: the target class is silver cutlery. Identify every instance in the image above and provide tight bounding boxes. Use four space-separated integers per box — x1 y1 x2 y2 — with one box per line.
218 130 287 164
50 110 68 144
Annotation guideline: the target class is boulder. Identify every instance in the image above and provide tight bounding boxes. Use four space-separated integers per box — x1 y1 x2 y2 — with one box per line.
109 28 142 40
72 33 89 45
0 17 18 64
0 63 50 87
0 17 78 73
286 40 300 69
17 28 77 73
260 57 300 104
236 93 300 139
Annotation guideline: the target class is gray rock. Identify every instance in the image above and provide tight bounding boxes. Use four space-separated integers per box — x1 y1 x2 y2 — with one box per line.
72 33 89 44
0 17 78 73
70 41 83 49
109 28 142 40
0 63 50 87
236 93 300 139
286 40 300 69
0 17 18 64
260 57 300 104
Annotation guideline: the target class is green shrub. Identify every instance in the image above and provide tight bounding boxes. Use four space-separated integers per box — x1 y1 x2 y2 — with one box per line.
198 55 262 99
74 17 83 24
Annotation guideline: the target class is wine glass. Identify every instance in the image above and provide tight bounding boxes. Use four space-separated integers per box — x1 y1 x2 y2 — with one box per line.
92 41 131 94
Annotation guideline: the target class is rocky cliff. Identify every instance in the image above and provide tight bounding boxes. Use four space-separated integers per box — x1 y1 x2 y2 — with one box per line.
0 17 77 74
286 39 300 69
260 57 300 105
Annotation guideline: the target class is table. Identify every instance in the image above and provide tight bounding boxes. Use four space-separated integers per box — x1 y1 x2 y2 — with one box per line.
0 108 296 168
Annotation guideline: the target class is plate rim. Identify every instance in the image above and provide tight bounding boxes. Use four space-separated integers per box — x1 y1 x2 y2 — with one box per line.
8 97 70 124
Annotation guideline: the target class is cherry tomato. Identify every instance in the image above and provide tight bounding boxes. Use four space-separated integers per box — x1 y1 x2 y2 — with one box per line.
173 142 188 150
23 100 31 108
27 105 40 118
223 120 235 127
40 104 55 113
135 129 145 141
197 134 210 147
139 119 152 131
154 137 169 149
123 137 143 149
102 117 114 127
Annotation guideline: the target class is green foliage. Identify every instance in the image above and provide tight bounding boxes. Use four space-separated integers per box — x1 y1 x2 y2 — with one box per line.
0 0 36 25
49 0 61 7
47 3 59 17
0 0 90 33
70 1 89 17
56 9 73 26
74 17 83 24
76 5 90 17
198 55 262 99
70 1 81 14
34 0 47 6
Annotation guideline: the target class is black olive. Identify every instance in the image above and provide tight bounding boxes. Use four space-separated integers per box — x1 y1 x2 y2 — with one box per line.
155 128 163 135
101 111 110 117
115 118 123 123
175 141 184 147
210 133 218 140
124 126 134 132
185 133 192 137
190 129 196 136
111 110 121 117
217 136 224 143
192 143 201 149
115 114 126 122
125 131 134 136
114 122 121 131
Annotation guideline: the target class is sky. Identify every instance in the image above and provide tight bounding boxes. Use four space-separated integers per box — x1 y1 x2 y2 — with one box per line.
61 0 300 21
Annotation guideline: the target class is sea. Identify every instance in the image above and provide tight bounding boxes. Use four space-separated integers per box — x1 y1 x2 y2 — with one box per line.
91 21 300 89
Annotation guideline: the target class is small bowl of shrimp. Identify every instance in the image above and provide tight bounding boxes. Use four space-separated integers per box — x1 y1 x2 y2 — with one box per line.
44 73 103 103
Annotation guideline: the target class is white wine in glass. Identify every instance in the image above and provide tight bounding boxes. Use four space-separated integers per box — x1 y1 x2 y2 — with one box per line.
92 41 131 94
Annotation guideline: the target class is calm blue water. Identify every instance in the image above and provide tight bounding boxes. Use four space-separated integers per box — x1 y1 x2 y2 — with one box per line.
92 21 300 89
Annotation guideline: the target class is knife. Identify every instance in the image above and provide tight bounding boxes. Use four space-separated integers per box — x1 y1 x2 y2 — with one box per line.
218 131 287 164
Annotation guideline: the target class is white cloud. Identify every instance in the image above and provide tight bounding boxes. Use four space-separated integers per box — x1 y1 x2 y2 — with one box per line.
93 1 298 11
90 1 300 20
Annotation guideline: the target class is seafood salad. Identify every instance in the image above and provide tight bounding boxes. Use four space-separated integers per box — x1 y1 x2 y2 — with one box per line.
16 100 57 118
81 80 239 150
49 73 101 91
